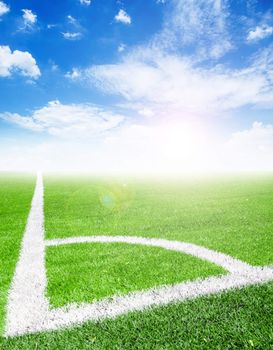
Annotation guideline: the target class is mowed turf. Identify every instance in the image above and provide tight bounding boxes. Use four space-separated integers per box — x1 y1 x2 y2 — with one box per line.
44 174 273 266
1 282 273 349
0 174 35 334
0 174 272 349
46 243 224 307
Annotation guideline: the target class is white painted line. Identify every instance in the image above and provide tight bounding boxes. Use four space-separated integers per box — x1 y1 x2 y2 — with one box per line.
5 172 50 336
46 265 273 332
5 173 273 337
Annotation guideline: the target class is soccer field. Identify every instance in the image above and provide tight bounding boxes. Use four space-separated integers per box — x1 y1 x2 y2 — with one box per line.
0 174 273 349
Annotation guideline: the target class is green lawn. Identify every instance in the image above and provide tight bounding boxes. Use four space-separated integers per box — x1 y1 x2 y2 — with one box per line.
0 174 35 334
0 173 273 349
46 242 224 307
44 175 273 265
1 282 273 349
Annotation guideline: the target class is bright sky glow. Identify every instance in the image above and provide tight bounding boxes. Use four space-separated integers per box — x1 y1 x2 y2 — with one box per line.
0 0 272 174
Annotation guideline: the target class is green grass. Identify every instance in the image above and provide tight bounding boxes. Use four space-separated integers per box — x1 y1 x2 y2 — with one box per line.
0 174 35 334
44 174 273 266
1 174 273 349
1 281 272 349
46 243 224 307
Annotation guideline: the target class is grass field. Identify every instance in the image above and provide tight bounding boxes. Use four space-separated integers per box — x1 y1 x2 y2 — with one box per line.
44 175 273 265
46 243 224 307
0 174 35 335
0 174 272 349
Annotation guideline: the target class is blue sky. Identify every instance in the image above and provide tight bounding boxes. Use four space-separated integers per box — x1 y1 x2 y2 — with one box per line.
0 0 163 112
0 0 273 173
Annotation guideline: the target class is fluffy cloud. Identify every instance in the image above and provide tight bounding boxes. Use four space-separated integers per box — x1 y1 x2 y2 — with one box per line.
115 9 131 25
22 9 37 29
2 118 273 173
118 43 126 53
74 0 273 119
247 25 273 42
79 0 91 5
86 46 273 117
228 122 273 148
155 0 232 58
60 1 273 124
62 15 84 40
0 46 41 78
65 67 82 79
0 100 125 137
225 122 273 171
0 1 9 17
67 15 78 26
62 32 82 40
0 119 213 173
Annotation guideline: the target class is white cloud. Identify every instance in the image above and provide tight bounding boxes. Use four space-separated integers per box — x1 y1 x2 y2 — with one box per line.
155 0 232 59
228 122 273 148
247 25 273 42
62 32 82 40
0 46 41 78
2 118 273 173
47 24 56 29
118 43 126 53
67 15 78 25
65 67 82 79
0 119 213 173
63 14 84 39
2 103 273 172
138 108 155 118
22 9 37 29
79 0 91 5
0 1 9 17
0 100 125 138
51 62 59 72
225 122 273 171
72 1 269 121
86 46 273 117
115 9 131 25
62 1 273 127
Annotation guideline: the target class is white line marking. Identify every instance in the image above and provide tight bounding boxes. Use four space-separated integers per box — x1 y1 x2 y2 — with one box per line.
5 174 273 337
5 172 49 336
46 266 273 332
